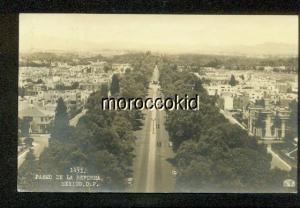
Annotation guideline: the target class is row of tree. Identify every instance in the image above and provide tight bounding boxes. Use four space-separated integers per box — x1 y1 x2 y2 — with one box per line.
163 54 298 71
54 82 80 90
159 62 293 192
18 52 155 192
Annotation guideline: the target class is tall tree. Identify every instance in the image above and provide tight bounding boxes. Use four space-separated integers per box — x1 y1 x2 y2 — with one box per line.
18 149 39 191
110 74 120 96
194 79 204 93
229 74 238 86
103 65 111 73
51 97 70 142
273 112 281 138
100 83 109 98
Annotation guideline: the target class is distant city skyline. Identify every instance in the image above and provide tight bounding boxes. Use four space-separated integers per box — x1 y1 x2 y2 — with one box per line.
20 14 298 55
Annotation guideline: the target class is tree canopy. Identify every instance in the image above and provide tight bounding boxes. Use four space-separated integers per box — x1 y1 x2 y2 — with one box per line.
159 62 289 192
18 53 155 191
51 97 71 143
110 74 120 96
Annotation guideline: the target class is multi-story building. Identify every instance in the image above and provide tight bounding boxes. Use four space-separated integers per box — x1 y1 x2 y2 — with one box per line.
248 100 290 140
19 102 53 134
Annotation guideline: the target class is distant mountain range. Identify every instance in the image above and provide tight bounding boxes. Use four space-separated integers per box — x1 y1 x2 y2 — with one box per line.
21 42 297 58
202 42 297 57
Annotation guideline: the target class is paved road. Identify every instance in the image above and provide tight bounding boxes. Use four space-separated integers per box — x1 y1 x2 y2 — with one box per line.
131 65 175 192
69 109 87 127
18 134 50 168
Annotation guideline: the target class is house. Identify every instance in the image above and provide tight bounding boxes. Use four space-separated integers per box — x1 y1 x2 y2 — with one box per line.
19 103 53 134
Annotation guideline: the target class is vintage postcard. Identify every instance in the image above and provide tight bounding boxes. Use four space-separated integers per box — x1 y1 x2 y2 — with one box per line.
18 14 298 192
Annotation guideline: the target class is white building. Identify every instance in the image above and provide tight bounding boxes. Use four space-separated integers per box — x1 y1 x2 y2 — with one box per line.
19 102 53 134
222 92 234 110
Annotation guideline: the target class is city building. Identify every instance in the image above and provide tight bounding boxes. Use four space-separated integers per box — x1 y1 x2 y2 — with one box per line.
19 103 53 134
248 101 290 140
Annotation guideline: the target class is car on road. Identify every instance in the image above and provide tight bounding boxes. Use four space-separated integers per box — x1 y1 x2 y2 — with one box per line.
169 142 173 147
172 170 177 176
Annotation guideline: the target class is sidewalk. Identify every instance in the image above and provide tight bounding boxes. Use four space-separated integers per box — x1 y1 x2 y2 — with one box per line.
267 145 292 171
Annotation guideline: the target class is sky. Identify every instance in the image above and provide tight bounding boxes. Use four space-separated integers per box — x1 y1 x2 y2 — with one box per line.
19 14 298 54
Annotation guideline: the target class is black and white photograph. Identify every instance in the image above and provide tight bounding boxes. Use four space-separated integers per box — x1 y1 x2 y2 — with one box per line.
17 14 298 193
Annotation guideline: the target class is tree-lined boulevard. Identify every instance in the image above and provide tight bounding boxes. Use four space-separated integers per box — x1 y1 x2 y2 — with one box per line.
131 65 175 192
18 52 297 193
